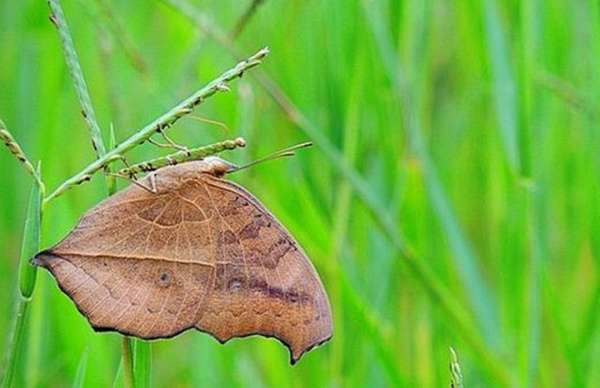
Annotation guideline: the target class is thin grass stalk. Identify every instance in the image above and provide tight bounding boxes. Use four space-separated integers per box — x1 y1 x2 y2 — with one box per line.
133 340 151 388
231 0 266 38
0 124 45 387
72 350 88 388
106 126 118 195
94 0 149 75
46 3 142 384
483 0 521 174
0 122 44 190
327 56 366 384
121 338 134 388
519 0 543 386
117 137 246 176
449 347 464 388
47 0 107 158
1 168 43 388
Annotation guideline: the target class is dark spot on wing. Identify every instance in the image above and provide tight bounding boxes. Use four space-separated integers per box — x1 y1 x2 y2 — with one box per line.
218 230 238 245
157 271 172 287
239 214 270 240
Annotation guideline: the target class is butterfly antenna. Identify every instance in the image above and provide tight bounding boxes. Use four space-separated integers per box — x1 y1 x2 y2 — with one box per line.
187 115 230 132
231 141 313 173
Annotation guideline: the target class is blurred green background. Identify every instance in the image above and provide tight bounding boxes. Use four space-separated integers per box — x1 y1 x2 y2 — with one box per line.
1 0 599 387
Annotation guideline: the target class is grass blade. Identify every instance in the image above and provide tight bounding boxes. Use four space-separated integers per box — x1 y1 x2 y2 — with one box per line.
483 0 520 173
1 166 43 387
134 340 151 388
112 359 124 388
122 338 134 388
72 349 89 388
47 0 107 158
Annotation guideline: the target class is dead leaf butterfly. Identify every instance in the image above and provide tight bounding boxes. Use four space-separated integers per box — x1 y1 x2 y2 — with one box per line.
32 156 332 364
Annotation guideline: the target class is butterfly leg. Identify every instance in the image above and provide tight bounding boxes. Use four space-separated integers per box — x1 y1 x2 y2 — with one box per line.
107 159 158 194
148 131 188 152
115 155 143 182
108 173 157 193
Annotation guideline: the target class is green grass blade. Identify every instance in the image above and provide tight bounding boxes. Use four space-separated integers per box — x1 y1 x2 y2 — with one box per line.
483 0 520 173
340 274 406 387
112 359 124 388
18 167 43 300
1 167 43 388
72 349 89 388
122 338 134 388
518 0 544 386
47 0 107 157
134 340 151 388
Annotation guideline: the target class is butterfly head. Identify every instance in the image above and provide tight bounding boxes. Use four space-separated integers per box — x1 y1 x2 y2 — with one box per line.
203 156 238 177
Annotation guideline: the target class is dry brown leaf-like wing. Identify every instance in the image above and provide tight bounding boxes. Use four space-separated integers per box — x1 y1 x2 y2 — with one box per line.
32 157 332 364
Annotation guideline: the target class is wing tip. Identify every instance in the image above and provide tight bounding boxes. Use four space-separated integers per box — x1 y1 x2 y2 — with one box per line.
30 250 59 268
289 332 333 365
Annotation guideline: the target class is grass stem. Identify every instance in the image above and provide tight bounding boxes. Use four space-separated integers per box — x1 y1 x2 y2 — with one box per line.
121 338 134 388
47 0 107 158
1 172 43 387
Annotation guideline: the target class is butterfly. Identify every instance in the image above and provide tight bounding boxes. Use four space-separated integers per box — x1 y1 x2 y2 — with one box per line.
32 156 332 364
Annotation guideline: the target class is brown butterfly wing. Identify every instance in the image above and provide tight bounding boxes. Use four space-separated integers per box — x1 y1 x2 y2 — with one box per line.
34 252 214 338
33 172 219 338
33 161 332 363
194 174 332 363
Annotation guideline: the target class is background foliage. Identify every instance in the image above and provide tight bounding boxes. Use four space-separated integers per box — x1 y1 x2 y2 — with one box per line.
1 0 599 387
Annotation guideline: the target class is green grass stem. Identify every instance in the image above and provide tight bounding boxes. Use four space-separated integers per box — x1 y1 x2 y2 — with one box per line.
121 338 134 388
449 347 463 388
0 123 44 191
72 349 88 388
47 0 107 158
133 340 151 388
1 170 43 388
